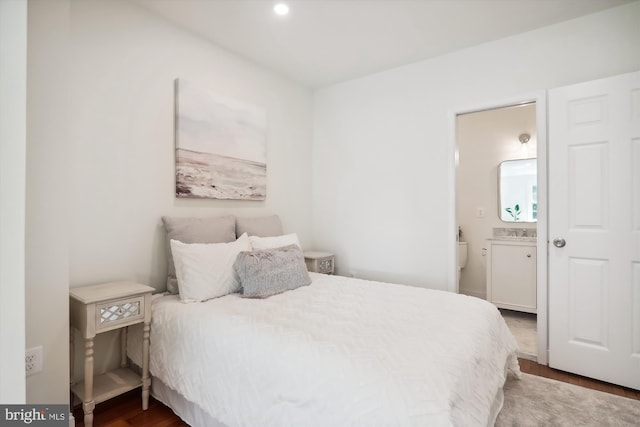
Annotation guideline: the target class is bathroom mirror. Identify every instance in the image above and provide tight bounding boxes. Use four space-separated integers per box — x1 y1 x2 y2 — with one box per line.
498 158 537 222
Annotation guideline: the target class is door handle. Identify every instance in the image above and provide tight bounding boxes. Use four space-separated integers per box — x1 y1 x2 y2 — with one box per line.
553 238 566 248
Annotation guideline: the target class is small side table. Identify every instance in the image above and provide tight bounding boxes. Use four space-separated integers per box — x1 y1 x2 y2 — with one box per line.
304 251 335 274
70 281 153 427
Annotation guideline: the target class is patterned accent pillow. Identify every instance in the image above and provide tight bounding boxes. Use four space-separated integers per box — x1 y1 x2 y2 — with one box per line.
234 244 311 298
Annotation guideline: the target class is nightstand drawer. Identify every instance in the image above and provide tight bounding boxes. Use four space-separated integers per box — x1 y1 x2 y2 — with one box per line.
316 257 334 274
95 295 145 331
304 251 335 274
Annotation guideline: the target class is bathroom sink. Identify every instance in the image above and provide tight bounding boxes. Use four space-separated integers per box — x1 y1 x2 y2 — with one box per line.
490 236 537 242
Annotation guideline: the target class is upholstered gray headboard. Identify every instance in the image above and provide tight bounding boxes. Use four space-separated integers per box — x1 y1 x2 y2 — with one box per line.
160 215 283 294
235 215 283 238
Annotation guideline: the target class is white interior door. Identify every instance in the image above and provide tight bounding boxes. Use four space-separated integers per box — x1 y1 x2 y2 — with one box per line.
548 70 640 390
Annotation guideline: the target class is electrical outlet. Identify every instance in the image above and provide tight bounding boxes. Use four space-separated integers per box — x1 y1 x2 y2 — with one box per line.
25 346 43 376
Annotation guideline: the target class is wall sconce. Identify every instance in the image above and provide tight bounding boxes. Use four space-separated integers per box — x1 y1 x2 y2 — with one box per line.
519 133 531 144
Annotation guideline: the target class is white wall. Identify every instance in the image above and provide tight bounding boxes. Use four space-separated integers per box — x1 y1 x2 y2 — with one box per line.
25 0 70 404
312 2 640 290
0 0 27 404
68 0 313 290
25 0 71 406
457 104 537 299
25 0 314 401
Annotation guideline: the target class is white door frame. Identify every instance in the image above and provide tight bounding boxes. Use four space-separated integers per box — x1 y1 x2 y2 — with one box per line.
0 0 27 403
448 91 549 365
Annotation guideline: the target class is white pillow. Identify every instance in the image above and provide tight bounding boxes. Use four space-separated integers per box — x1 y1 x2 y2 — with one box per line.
171 233 250 302
249 233 301 251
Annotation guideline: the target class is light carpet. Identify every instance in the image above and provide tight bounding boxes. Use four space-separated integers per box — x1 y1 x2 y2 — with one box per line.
496 373 640 426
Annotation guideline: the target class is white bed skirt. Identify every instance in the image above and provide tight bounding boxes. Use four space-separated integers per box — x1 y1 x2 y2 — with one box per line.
151 373 227 427
143 370 506 427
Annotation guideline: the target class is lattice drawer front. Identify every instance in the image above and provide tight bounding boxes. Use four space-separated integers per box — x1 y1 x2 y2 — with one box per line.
96 296 145 330
318 258 333 273
100 302 140 324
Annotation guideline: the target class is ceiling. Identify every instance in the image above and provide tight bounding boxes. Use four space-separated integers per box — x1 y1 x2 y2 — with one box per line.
134 0 635 88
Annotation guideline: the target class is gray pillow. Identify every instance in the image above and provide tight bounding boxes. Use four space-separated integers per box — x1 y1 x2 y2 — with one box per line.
162 215 236 294
236 215 283 237
234 244 311 298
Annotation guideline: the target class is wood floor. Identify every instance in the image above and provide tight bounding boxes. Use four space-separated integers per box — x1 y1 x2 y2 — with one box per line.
73 358 640 426
73 391 188 427
518 358 640 401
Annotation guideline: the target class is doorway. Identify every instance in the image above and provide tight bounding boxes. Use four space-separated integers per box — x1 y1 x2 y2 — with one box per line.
451 93 548 365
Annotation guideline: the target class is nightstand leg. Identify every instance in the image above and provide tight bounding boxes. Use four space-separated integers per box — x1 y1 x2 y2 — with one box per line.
120 327 128 368
83 337 95 427
141 322 150 410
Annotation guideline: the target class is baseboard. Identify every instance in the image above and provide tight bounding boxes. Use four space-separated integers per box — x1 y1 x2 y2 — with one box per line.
517 351 537 362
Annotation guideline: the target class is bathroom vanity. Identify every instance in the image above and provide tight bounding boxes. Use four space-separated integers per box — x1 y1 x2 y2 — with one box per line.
486 239 536 313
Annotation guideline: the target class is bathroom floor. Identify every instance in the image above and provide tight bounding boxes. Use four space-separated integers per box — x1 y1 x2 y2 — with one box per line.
500 309 537 360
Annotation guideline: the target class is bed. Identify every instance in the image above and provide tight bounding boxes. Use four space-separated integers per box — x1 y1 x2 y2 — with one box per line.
128 215 519 426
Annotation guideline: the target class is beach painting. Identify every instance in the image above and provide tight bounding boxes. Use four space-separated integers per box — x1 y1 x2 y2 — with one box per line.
175 79 266 200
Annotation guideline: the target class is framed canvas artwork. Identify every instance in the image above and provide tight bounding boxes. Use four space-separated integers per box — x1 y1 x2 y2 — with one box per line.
175 79 267 200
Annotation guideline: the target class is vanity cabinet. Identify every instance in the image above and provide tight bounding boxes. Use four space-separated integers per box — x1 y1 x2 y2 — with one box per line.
486 240 536 313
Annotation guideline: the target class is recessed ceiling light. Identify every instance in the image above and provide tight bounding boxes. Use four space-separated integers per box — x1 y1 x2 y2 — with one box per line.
273 3 290 16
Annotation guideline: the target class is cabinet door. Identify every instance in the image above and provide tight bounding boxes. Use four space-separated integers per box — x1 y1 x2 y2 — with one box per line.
490 243 536 312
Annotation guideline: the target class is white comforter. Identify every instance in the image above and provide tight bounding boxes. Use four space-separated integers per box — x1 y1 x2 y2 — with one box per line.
133 273 519 426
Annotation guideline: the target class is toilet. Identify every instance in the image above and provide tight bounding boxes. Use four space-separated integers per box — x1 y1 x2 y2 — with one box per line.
457 242 468 287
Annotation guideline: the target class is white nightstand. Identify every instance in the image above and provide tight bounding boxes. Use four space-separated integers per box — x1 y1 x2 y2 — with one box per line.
304 251 335 274
70 281 154 427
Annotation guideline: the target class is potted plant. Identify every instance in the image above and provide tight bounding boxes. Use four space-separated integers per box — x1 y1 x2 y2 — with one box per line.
505 204 521 221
